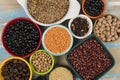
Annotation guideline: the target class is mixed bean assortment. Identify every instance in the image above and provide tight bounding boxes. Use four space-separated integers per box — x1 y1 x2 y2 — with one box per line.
3 20 40 55
1 0 116 80
68 39 113 80
84 0 104 17
71 17 89 37
27 0 69 23
94 14 120 42
32 51 52 72
1 59 30 80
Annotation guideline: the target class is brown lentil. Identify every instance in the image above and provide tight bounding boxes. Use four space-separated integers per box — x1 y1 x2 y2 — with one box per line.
27 0 69 24
44 27 71 54
32 51 52 72
94 14 120 42
49 67 73 80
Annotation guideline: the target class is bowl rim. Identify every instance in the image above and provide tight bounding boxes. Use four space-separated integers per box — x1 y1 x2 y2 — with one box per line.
1 17 42 58
68 14 93 39
0 57 32 80
82 0 106 19
42 25 73 56
24 0 71 26
29 50 54 75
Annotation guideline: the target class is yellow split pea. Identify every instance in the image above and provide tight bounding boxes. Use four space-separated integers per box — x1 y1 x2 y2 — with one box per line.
44 27 71 54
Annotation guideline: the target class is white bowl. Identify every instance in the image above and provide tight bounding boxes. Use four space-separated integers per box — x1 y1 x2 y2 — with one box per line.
17 0 80 26
42 25 73 56
68 14 93 39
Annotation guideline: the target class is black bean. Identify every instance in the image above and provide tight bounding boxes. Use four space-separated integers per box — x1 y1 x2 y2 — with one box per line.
84 0 104 17
4 20 40 56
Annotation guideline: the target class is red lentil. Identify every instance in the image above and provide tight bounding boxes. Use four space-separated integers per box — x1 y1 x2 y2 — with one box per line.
44 27 71 54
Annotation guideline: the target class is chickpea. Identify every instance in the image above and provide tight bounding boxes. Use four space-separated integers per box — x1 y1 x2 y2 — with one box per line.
100 34 105 38
111 37 115 41
115 35 119 39
113 18 117 22
96 33 100 37
106 32 110 36
112 22 116 26
99 18 103 22
101 25 105 28
100 28 104 32
106 26 110 31
98 22 102 26
108 19 112 24
117 29 120 33
111 26 116 30
103 31 106 35
107 38 111 42
103 20 107 24
107 15 112 19
111 31 115 36
111 28 115 32
117 20 120 25
96 30 100 34
105 23 109 27
95 26 99 30
101 37 106 41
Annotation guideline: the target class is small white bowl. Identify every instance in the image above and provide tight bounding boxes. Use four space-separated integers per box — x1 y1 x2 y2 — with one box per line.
17 0 80 26
68 14 93 39
42 25 73 56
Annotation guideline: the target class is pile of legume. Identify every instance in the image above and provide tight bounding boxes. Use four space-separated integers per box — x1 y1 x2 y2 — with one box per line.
3 19 40 55
27 0 69 23
71 17 89 37
44 26 71 54
49 67 73 80
32 51 52 72
2 59 30 80
68 39 113 80
84 0 104 17
94 14 120 42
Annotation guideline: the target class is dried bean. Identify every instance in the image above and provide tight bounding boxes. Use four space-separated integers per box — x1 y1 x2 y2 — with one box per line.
4 20 40 55
94 14 120 42
32 51 52 72
2 59 30 80
68 39 113 80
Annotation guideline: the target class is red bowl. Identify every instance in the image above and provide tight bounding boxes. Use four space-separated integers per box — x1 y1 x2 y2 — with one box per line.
2 17 42 58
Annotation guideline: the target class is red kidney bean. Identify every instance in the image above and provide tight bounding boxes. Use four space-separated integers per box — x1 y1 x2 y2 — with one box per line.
68 39 112 80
